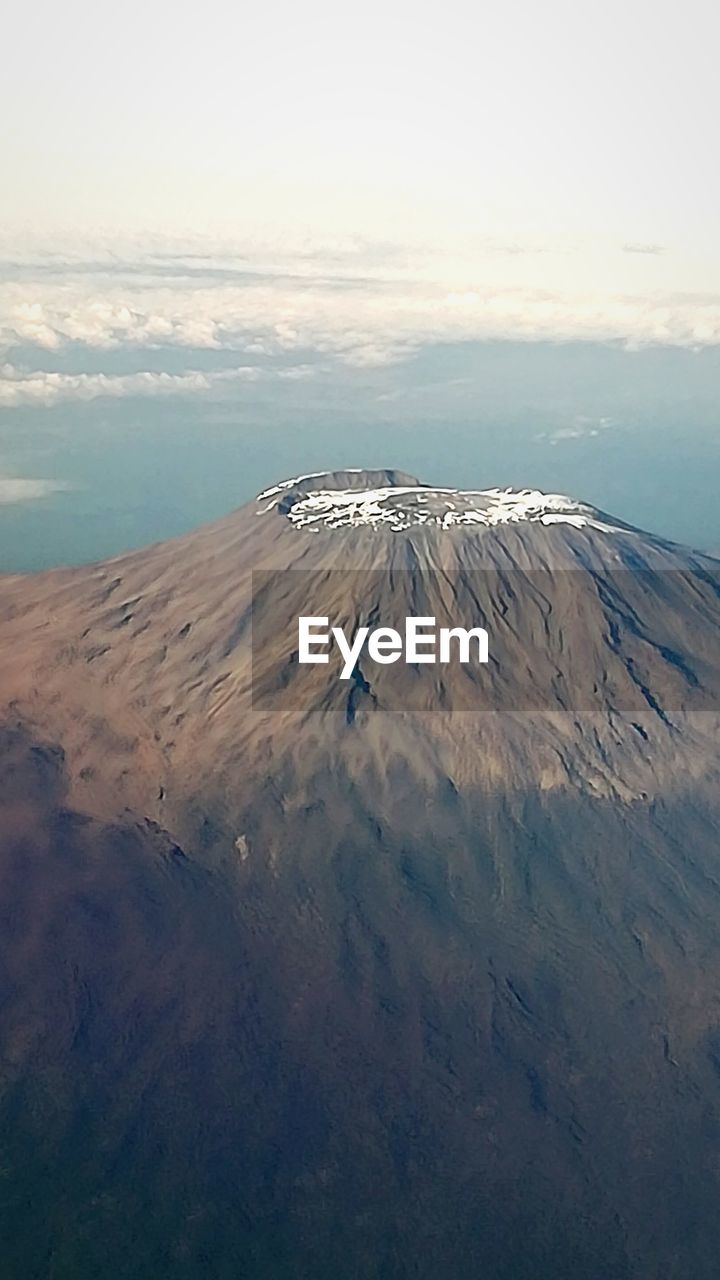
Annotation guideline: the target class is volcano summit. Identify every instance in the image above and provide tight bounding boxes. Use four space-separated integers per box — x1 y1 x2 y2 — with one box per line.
257 475 624 532
1 469 720 1280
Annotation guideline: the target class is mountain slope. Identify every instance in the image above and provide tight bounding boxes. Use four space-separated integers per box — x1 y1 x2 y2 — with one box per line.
1 470 720 1279
0 469 718 837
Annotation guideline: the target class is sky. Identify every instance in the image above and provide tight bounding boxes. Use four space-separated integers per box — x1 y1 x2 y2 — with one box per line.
1 0 720 565
5 0 719 255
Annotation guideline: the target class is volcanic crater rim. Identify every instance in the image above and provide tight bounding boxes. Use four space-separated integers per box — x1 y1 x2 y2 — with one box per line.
256 474 621 534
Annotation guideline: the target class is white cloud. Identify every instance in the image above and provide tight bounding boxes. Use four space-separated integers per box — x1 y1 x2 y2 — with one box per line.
0 364 261 408
623 243 665 255
2 236 720 408
4 255 720 377
0 476 71 503
536 417 618 445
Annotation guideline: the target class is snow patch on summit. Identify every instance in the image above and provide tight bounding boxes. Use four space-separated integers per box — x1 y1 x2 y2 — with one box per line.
258 482 621 533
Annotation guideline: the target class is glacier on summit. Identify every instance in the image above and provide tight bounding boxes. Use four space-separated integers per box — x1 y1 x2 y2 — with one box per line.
258 478 622 533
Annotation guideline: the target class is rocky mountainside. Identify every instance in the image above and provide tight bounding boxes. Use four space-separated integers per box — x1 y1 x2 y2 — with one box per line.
1 468 718 833
1 470 720 1279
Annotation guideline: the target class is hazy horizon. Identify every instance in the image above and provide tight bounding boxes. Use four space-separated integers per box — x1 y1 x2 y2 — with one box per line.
3 0 719 567
1 0 717 563
1 332 719 570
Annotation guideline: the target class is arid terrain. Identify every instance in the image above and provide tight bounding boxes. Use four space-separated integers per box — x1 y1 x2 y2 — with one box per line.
2 469 720 1279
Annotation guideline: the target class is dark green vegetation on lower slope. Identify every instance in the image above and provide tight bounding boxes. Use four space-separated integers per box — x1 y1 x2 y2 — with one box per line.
3 726 720 1279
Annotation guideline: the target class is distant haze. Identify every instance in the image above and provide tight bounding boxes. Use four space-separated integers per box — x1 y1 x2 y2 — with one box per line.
1 0 719 569
1 338 720 571
3 0 719 272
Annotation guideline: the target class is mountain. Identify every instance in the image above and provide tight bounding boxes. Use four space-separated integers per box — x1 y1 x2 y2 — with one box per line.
1 469 720 1279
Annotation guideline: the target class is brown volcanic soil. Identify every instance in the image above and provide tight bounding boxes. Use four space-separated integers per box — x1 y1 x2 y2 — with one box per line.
1 470 720 1279
1 467 719 836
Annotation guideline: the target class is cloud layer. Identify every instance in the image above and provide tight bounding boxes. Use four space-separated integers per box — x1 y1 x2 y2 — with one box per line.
3 236 720 408
0 364 262 408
